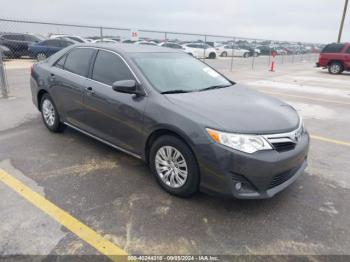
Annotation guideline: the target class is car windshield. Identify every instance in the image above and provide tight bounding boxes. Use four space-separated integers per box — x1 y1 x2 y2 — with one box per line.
132 53 232 93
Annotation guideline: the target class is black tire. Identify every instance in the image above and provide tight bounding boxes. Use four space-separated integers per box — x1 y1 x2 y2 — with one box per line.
40 93 65 132
149 135 199 197
221 51 227 57
243 52 249 58
208 52 216 59
328 62 343 74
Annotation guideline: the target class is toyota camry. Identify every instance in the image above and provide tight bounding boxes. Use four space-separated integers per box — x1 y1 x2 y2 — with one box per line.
30 43 309 199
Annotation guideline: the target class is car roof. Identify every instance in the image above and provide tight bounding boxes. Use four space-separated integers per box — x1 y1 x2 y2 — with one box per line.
73 43 183 54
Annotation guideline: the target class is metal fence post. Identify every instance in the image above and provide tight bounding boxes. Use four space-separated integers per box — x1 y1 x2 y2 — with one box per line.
100 27 103 41
164 32 167 41
203 35 207 62
0 50 8 99
230 37 235 71
251 40 256 70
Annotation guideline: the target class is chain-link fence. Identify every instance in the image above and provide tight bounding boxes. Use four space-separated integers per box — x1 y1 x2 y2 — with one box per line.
0 18 323 97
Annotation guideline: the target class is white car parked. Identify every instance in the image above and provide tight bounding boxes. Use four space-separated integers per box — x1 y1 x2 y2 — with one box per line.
92 38 118 43
182 43 217 59
158 42 184 50
215 44 251 58
50 34 88 43
134 41 157 46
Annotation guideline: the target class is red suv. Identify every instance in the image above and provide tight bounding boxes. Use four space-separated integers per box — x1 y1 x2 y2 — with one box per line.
316 43 350 74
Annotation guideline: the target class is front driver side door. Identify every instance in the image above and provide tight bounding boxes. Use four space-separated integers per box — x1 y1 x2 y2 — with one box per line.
82 49 147 155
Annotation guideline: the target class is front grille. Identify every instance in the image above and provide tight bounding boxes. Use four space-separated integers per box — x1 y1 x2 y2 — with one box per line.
270 141 296 152
268 165 300 189
264 122 304 153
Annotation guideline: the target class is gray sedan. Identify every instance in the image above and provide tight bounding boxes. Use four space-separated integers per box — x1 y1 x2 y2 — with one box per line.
30 43 309 199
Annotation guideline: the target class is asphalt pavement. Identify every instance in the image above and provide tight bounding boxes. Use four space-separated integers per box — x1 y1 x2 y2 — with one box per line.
0 58 349 259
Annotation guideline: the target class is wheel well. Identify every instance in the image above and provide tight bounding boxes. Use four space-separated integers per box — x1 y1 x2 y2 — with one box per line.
328 60 343 67
37 89 48 111
145 129 194 164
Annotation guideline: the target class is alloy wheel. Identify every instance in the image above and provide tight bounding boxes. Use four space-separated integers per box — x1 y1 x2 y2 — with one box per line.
42 99 56 127
155 146 188 188
37 53 47 61
330 64 341 74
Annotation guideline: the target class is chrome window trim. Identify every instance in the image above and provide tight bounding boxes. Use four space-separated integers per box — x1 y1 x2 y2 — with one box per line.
64 122 142 159
52 46 148 95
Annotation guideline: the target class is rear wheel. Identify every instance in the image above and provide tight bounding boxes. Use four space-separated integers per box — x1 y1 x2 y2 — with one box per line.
149 135 199 197
40 93 65 132
36 53 47 61
221 51 227 57
328 62 343 74
208 52 216 59
243 52 249 58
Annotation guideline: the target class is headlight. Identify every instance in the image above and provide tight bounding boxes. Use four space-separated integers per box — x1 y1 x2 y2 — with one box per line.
206 128 272 154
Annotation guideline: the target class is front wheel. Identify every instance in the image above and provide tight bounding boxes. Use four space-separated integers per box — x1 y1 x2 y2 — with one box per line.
243 52 249 58
328 62 343 74
40 93 65 132
149 135 199 197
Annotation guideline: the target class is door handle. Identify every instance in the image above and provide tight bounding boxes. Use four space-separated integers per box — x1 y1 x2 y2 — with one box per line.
85 87 95 95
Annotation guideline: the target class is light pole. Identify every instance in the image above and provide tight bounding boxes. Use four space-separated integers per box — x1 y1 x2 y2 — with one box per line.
338 0 349 43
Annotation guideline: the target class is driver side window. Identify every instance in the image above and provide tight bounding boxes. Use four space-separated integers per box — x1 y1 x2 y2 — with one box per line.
92 50 134 86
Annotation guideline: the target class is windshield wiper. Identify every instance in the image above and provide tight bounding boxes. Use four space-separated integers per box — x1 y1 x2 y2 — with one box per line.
199 84 231 92
161 89 192 94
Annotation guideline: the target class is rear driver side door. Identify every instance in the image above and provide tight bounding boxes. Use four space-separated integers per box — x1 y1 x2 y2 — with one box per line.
82 49 147 155
49 47 95 127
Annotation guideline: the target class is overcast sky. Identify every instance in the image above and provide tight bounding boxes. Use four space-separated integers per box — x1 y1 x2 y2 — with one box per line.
1 0 349 43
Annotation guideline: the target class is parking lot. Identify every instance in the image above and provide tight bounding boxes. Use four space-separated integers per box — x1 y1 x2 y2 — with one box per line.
0 57 350 259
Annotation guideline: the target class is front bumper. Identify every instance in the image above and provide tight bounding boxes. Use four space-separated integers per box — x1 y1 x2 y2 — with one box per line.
196 132 309 199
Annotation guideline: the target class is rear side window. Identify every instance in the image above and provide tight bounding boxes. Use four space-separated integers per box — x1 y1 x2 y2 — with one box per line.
164 43 181 49
42 40 61 47
92 50 134 86
3 34 24 41
64 48 94 77
321 44 345 53
24 35 40 42
60 40 74 48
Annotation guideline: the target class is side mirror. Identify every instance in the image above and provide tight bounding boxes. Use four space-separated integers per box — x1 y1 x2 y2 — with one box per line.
112 80 144 96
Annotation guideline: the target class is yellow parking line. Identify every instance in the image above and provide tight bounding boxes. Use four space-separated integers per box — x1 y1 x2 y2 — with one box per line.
0 169 127 261
311 135 350 147
261 91 350 106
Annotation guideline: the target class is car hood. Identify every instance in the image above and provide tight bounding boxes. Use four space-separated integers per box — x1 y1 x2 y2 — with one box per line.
165 84 300 134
